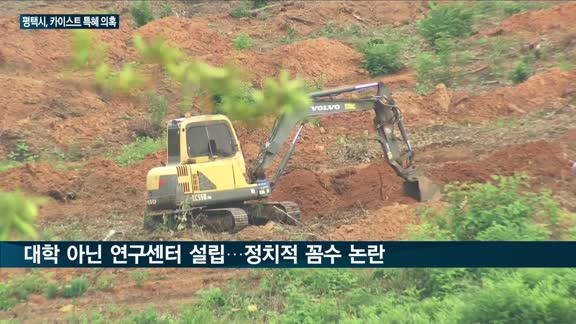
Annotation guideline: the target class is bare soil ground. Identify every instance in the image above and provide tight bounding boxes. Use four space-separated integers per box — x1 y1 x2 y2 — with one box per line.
1 1 576 322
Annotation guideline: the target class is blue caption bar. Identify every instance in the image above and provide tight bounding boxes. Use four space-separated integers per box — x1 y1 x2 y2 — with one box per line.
20 14 119 29
1 241 576 268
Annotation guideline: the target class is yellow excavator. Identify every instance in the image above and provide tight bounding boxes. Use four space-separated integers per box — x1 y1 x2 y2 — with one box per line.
144 82 440 232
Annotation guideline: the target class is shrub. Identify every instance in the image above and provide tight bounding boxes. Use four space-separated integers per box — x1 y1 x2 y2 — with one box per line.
145 91 168 129
457 272 576 323
508 58 531 84
229 2 251 18
414 37 470 93
131 0 155 27
251 0 268 9
358 39 404 76
0 271 48 310
158 4 174 18
419 2 474 44
45 283 59 299
60 277 89 298
417 174 567 241
233 33 253 50
125 306 170 324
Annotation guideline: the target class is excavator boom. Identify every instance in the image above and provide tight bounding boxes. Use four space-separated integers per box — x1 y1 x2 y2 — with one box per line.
250 82 440 202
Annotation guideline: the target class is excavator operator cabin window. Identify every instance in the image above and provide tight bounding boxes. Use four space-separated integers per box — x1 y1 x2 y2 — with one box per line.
186 122 237 158
167 126 180 165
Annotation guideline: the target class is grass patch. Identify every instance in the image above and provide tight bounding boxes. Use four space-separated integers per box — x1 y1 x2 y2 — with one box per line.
0 160 20 173
471 1 552 20
314 22 363 40
60 277 90 298
414 37 473 93
229 2 251 19
114 136 162 167
129 269 150 288
0 271 49 310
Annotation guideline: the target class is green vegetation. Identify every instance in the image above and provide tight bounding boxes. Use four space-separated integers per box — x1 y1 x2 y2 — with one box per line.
60 277 90 298
0 191 45 240
229 0 268 18
0 271 47 310
95 273 116 291
358 39 404 76
477 36 519 78
0 272 104 310
316 22 363 39
85 174 576 322
114 136 163 167
7 140 37 163
472 1 552 20
229 2 251 19
411 174 568 241
0 160 19 173
508 55 533 84
233 33 253 50
7 141 37 162
159 4 175 18
414 38 472 94
280 25 299 44
418 2 474 44
131 0 155 27
0 273 89 308
129 269 151 287
144 91 168 130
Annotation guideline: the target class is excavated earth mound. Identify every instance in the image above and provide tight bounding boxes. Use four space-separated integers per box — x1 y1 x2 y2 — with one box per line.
266 38 366 85
451 68 576 121
490 2 576 40
0 163 80 202
271 160 417 221
430 140 572 187
327 204 421 241
137 17 232 64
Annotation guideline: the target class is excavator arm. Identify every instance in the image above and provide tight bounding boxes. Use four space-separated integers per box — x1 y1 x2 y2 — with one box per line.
249 82 439 202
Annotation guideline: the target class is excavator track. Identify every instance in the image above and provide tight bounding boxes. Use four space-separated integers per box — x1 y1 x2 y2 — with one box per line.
144 207 249 233
204 207 249 233
247 200 301 225
274 201 301 225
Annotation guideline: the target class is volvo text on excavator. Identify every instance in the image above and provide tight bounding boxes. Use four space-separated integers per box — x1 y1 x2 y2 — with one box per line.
144 82 440 232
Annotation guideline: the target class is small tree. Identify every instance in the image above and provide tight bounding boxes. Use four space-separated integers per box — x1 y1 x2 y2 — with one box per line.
419 2 474 44
233 34 253 50
508 57 532 84
131 0 155 27
359 39 404 77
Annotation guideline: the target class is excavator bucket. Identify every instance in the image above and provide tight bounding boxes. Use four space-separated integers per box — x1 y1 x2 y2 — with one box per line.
404 176 442 202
